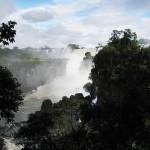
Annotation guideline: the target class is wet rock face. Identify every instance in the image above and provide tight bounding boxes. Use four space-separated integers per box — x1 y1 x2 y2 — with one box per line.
2 58 67 92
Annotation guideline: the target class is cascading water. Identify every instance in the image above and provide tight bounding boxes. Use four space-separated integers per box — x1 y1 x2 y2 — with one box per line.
14 48 96 122
4 48 97 150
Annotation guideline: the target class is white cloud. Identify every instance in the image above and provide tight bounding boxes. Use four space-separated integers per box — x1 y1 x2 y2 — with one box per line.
22 7 54 23
1 0 150 48
0 0 16 21
51 5 78 15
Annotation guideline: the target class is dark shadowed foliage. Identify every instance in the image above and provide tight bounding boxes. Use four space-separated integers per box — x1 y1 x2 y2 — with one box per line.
14 29 150 150
0 21 23 123
41 99 53 112
0 66 23 123
0 21 17 45
88 29 150 149
15 111 54 150
68 43 80 50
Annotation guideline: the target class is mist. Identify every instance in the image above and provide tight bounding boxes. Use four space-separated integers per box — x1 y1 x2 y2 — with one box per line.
13 48 96 122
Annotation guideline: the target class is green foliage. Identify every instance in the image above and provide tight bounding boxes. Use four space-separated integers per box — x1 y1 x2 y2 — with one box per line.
83 82 92 93
108 29 139 51
88 29 150 149
14 29 150 150
41 99 53 112
0 21 23 124
56 127 88 150
0 46 66 92
83 52 93 61
51 93 90 131
139 38 150 47
0 21 17 45
68 43 80 50
81 52 93 70
15 111 54 149
0 66 23 123
0 47 38 62
15 94 91 149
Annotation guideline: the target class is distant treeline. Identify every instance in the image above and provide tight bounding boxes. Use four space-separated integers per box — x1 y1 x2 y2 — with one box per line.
0 46 67 92
0 46 49 62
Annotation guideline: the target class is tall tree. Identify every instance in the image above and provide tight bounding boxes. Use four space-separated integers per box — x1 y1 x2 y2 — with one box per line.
68 43 80 50
86 29 150 149
0 21 23 123
0 66 23 122
0 21 17 45
15 111 54 150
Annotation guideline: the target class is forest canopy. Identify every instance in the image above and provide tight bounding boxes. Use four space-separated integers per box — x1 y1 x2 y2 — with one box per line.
14 29 150 150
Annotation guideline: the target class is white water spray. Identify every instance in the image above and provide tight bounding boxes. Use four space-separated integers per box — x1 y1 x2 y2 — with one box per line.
14 48 96 121
3 138 22 150
5 48 97 149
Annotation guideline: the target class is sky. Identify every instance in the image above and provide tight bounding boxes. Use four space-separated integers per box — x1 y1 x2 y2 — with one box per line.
0 0 150 48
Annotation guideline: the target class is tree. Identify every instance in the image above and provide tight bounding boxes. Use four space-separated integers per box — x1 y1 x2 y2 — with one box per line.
68 43 80 50
83 52 93 61
108 29 139 51
0 21 17 45
15 94 92 149
139 38 150 47
14 29 150 150
0 66 23 123
0 21 23 123
41 99 53 112
85 29 150 149
15 111 54 150
80 52 93 70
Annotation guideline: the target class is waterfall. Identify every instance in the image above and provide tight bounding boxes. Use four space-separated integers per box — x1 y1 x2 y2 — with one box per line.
4 48 96 149
13 48 96 122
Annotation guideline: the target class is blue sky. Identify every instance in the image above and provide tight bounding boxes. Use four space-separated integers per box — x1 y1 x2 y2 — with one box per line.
0 0 150 48
12 0 54 8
